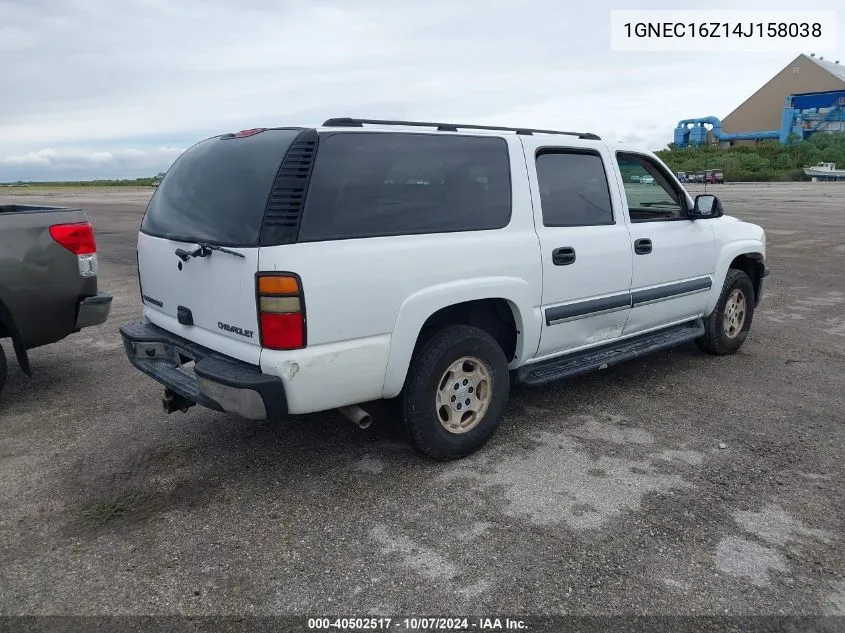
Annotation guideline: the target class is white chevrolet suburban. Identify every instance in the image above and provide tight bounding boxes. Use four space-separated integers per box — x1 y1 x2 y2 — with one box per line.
120 118 768 460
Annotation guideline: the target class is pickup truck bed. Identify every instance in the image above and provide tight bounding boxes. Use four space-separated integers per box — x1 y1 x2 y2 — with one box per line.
1 203 112 389
0 204 79 214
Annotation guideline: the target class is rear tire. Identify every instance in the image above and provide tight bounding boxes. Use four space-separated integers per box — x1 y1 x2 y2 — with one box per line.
696 269 755 355
0 344 7 396
401 325 509 461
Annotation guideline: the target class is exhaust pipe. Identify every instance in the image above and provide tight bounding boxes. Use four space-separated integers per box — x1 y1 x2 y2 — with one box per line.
163 388 195 414
337 405 373 430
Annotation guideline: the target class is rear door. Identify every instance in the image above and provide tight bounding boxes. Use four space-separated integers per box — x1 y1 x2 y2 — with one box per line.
137 127 303 364
520 137 633 359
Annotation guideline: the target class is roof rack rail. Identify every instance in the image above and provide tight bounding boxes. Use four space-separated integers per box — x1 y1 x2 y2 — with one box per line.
321 117 601 140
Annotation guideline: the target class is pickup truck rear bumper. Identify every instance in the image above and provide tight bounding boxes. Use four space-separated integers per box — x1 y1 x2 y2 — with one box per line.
75 292 113 329
119 322 287 421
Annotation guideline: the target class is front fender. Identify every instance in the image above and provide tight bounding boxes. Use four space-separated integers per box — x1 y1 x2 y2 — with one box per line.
381 277 539 399
705 240 765 315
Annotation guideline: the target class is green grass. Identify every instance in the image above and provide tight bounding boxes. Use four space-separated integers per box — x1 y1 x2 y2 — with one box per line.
2 179 158 188
1 185 153 193
80 492 141 528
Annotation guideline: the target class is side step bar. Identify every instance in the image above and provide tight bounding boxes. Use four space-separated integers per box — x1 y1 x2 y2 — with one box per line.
514 319 705 387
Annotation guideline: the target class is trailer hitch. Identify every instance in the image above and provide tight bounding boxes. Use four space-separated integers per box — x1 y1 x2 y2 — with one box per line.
162 388 195 414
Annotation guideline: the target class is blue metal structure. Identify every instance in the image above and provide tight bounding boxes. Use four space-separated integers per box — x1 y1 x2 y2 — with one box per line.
675 90 845 148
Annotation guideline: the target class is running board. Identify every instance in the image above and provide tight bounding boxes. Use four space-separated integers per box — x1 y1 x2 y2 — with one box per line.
515 319 705 387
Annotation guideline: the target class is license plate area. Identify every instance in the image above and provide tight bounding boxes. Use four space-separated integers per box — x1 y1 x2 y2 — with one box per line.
132 341 196 369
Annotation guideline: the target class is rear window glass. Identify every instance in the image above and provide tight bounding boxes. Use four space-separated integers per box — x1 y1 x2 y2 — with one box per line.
141 129 301 246
536 151 614 226
297 132 512 241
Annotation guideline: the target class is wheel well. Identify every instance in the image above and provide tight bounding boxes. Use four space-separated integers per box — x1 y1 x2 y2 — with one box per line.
729 254 763 302
0 299 31 375
0 300 10 339
415 299 519 362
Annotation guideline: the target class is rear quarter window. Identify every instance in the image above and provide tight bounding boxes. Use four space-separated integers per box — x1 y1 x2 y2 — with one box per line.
297 132 512 241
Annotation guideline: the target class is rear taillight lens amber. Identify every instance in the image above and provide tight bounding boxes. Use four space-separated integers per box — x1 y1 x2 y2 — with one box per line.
256 273 305 350
258 275 299 295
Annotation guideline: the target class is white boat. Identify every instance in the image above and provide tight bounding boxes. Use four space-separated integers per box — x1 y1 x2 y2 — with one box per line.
803 162 845 180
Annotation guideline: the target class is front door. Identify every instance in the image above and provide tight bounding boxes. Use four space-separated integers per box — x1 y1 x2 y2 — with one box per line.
613 151 716 335
521 138 633 359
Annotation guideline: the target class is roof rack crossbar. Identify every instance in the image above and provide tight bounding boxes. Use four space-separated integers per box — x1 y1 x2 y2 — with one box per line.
321 118 601 140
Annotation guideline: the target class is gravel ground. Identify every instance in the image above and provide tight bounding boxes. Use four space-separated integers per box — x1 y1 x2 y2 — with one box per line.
0 183 843 623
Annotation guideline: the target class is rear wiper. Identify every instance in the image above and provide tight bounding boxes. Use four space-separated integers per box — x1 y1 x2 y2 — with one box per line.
174 243 246 262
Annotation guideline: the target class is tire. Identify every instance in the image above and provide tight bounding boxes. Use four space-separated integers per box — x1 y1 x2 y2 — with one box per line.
0 344 7 396
696 268 755 355
401 324 510 461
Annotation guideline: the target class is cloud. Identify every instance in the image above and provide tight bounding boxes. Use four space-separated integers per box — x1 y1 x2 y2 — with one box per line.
2 147 183 167
1 146 184 181
1 0 843 180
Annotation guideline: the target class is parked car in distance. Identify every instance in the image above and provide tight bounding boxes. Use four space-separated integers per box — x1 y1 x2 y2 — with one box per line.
640 175 655 185
1 205 112 395
705 170 724 184
120 118 768 460
629 175 641 183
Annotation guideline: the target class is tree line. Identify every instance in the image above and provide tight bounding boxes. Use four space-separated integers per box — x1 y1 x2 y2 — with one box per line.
655 132 845 182
1 173 167 187
5 134 845 186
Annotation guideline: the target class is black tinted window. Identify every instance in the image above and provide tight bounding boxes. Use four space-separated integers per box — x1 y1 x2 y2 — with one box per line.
536 151 613 226
141 128 301 246
297 133 511 241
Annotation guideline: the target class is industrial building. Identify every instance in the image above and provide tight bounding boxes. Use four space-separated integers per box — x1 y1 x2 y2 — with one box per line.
675 53 845 149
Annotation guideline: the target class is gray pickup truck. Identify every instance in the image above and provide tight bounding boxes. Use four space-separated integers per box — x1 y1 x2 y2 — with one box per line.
0 204 112 394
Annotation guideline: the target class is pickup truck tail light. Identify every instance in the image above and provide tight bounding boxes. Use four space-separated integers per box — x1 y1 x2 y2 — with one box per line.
256 273 305 350
49 222 98 278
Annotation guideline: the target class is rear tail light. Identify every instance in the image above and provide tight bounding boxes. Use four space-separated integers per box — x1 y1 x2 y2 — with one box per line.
222 128 267 139
49 222 96 254
256 273 305 350
49 222 98 277
233 128 266 138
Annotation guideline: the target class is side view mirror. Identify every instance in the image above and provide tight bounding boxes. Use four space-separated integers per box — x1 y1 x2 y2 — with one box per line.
690 194 723 219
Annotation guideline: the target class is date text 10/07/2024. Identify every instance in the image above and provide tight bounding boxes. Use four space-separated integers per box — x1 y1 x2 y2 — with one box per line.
306 617 528 630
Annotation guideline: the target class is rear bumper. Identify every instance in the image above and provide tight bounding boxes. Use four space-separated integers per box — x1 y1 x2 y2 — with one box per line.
119 322 287 421
75 291 112 329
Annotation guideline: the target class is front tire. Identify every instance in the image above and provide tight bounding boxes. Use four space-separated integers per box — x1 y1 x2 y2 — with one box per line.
401 325 509 461
696 269 755 355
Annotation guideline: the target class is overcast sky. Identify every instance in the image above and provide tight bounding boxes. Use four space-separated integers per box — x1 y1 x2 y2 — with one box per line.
1 0 843 181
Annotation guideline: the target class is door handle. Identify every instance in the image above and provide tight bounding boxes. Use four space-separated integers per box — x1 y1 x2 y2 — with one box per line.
634 238 652 255
552 246 576 266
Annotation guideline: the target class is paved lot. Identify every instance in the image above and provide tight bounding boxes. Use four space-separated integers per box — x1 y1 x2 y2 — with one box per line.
1 183 843 617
